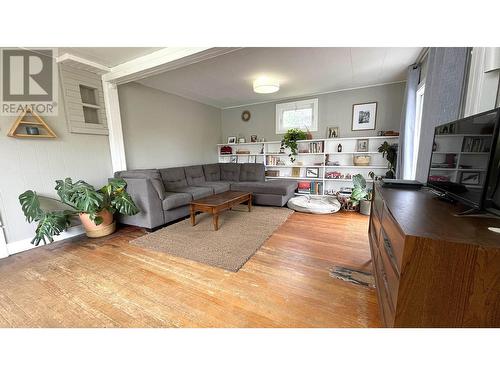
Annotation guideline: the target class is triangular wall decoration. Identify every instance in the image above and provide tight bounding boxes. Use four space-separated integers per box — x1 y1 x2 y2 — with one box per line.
7 107 57 139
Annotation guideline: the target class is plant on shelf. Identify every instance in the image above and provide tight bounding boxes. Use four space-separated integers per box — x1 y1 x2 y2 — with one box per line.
378 141 398 178
19 178 140 245
350 174 373 215
281 128 308 162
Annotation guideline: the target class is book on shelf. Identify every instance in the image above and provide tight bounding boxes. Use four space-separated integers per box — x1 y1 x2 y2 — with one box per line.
461 137 491 152
298 141 324 153
297 181 323 194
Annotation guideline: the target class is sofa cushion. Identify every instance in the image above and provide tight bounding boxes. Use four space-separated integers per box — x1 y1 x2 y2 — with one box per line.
159 167 188 191
194 181 231 194
230 180 298 196
169 186 213 200
115 169 165 200
240 163 265 182
203 164 221 181
184 165 206 186
162 192 192 210
220 163 241 182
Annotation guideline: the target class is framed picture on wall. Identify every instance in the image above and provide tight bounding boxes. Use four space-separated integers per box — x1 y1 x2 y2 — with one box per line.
352 102 377 131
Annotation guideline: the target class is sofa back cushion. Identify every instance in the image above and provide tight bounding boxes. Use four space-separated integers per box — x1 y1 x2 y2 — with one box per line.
184 165 206 186
115 169 165 199
220 163 241 182
159 167 188 191
239 163 265 182
203 164 221 181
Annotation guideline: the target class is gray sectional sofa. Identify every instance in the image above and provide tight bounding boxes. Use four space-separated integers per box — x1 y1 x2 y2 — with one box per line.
114 163 297 230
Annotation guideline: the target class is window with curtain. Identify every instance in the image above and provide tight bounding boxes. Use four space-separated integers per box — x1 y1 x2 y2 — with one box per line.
275 98 318 134
410 84 425 179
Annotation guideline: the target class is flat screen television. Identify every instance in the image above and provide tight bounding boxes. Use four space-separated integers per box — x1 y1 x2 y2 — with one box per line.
427 108 500 216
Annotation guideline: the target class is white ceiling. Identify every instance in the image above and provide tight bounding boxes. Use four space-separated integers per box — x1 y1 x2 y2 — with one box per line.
58 47 162 67
137 47 423 109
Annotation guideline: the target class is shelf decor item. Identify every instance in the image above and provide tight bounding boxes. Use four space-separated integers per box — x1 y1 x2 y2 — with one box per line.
19 178 140 245
280 128 308 162
378 141 398 178
227 136 237 144
352 102 377 131
356 138 369 152
8 107 57 139
327 126 339 138
306 167 319 178
353 155 371 166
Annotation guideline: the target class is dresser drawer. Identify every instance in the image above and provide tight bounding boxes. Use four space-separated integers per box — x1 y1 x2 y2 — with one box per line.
373 247 395 326
378 241 400 310
380 207 405 273
369 211 381 245
373 188 384 220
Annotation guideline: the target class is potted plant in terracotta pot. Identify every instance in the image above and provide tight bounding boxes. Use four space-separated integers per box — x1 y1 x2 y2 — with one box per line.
19 178 139 245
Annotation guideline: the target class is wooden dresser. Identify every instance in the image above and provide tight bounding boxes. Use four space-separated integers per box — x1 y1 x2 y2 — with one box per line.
369 183 500 327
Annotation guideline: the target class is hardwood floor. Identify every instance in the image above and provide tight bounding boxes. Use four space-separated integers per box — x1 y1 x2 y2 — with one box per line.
0 211 381 327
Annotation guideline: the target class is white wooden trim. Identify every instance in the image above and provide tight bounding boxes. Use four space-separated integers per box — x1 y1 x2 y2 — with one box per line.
103 81 127 172
102 47 241 84
57 53 111 74
5 225 85 257
0 224 8 259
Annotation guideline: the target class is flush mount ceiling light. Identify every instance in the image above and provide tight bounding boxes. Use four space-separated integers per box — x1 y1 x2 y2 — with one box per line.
253 77 280 94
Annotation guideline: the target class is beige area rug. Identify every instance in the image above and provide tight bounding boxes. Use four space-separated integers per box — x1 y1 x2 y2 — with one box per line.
130 206 293 272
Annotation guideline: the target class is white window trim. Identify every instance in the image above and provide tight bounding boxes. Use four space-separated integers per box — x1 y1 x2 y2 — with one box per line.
275 98 319 134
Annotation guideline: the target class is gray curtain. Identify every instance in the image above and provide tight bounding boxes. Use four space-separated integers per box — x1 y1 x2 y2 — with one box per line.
397 64 421 179
414 47 469 182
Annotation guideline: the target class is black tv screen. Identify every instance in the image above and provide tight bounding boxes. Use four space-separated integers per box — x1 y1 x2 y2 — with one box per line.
427 108 500 211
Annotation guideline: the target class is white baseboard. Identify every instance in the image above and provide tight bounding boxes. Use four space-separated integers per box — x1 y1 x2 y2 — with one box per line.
5 225 85 256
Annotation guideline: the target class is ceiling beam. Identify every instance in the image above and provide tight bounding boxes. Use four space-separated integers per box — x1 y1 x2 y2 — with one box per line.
102 47 242 84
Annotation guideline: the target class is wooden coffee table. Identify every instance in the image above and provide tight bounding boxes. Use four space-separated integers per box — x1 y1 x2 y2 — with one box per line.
190 191 252 231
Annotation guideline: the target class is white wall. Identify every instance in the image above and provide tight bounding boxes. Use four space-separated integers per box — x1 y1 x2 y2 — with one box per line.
0 75 113 245
118 82 222 169
221 82 405 142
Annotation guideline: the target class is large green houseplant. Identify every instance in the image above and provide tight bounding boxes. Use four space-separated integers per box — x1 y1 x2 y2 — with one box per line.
19 178 139 245
281 128 308 162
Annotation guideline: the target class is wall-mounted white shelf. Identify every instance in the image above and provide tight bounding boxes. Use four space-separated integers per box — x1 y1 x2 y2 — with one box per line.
217 135 399 195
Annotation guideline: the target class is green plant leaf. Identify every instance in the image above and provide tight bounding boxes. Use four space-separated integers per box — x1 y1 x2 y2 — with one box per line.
112 190 140 216
19 190 44 223
31 212 71 246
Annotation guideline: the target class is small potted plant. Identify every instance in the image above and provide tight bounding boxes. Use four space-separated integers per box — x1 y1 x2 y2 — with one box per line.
19 178 139 245
350 174 373 215
281 128 307 162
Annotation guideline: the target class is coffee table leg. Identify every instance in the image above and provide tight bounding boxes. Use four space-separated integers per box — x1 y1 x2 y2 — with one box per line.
190 206 196 226
213 213 219 231
248 196 252 212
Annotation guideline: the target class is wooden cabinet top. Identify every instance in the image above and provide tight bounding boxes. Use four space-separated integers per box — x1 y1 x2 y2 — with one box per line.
375 183 500 249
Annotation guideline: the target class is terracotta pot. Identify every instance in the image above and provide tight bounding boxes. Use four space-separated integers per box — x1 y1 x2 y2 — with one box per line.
306 131 313 140
79 209 116 238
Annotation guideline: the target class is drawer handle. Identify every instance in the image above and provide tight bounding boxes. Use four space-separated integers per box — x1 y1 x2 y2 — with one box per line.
381 228 399 273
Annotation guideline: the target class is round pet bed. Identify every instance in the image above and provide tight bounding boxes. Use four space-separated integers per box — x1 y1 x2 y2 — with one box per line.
287 195 341 214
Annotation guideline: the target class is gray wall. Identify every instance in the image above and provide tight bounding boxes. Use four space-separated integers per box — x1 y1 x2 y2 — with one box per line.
118 82 222 169
0 81 113 243
221 82 405 142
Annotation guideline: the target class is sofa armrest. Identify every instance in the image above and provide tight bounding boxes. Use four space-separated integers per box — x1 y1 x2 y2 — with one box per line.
118 177 164 229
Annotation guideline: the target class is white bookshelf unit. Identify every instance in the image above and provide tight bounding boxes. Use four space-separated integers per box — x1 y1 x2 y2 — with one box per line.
217 136 399 196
